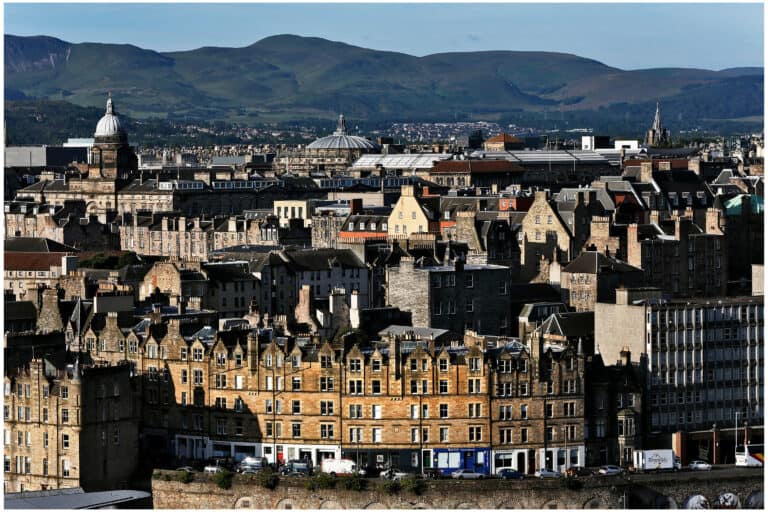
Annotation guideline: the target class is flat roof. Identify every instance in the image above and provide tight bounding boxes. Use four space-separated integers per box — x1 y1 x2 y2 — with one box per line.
5 489 151 509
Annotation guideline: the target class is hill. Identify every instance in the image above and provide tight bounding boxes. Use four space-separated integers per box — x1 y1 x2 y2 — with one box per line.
5 34 763 131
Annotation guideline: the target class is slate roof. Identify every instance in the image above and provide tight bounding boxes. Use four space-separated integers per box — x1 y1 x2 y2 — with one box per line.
202 262 254 282
4 301 37 321
538 311 594 338
562 251 642 274
4 237 78 253
280 248 367 271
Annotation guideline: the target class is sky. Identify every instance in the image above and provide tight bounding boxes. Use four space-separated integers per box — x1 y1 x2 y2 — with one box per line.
4 2 764 70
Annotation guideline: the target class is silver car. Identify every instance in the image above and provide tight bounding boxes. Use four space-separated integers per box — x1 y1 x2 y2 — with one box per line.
451 469 485 479
689 460 712 471
598 465 623 476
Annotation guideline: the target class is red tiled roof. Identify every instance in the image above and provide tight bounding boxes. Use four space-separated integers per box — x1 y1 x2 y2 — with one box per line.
485 133 523 144
431 160 525 174
5 252 64 271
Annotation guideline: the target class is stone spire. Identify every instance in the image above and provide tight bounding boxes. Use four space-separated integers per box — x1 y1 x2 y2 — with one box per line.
652 100 662 133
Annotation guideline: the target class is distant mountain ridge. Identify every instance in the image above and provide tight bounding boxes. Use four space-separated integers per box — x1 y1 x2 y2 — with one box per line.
4 33 763 128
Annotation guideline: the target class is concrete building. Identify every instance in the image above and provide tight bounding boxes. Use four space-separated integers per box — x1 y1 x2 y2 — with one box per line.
595 290 764 441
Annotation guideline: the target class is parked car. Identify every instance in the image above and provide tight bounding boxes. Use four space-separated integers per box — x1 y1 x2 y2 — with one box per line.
204 465 223 474
689 460 712 471
497 468 525 480
381 468 411 480
240 467 260 475
237 456 268 473
451 469 485 479
175 466 195 473
534 468 561 479
566 466 592 478
280 459 312 476
598 465 624 476
423 469 447 479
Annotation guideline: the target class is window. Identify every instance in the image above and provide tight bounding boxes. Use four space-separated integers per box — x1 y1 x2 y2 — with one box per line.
43 458 48 476
292 423 301 438
215 397 227 409
62 459 70 477
321 424 334 439
499 405 512 420
520 382 528 396
349 404 362 418
500 428 513 444
439 359 448 372
320 401 334 416
372 360 382 372
411 428 420 443
349 380 363 395
321 355 332 368
439 380 448 394
43 432 48 448
545 403 553 418
62 434 70 449
410 380 418 394
498 281 507 295
468 379 481 394
235 353 242 367
469 403 482 418
193 369 203 385
180 348 187 361
292 400 301 415
469 357 481 372
113 428 120 445
440 427 449 442
61 386 69 400
192 348 203 362
320 377 334 392
469 426 482 442
466 299 474 313
215 374 227 389
181 369 188 384
546 427 554 442
61 409 69 424
371 405 382 419
439 404 448 418
372 428 382 444
521 404 528 419
372 380 382 394
521 428 528 443
292 377 301 391
349 359 362 372
465 274 474 288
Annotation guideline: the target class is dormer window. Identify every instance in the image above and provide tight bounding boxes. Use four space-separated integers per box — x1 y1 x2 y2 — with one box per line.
439 359 448 372
410 359 418 371
292 355 300 368
372 359 381 372
349 359 361 372
266 354 273 368
321 355 332 368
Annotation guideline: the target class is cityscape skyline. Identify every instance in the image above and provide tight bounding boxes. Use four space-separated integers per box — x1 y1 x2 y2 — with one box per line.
4 2 765 70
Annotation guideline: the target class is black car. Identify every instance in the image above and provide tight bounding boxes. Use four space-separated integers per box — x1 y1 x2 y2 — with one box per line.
497 468 525 480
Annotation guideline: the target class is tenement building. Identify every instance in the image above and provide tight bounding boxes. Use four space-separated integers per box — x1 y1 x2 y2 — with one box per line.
3 355 138 493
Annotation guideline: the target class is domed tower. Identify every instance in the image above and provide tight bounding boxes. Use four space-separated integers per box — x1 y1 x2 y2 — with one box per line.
89 94 138 180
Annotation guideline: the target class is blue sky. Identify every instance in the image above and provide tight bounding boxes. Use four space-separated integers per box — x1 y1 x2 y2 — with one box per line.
5 3 764 70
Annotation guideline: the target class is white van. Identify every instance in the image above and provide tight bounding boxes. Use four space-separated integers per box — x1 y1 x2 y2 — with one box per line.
320 458 366 476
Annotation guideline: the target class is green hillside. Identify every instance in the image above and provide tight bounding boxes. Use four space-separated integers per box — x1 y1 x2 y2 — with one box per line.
5 34 763 129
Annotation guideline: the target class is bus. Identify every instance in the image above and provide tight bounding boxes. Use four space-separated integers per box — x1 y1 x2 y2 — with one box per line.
735 444 764 467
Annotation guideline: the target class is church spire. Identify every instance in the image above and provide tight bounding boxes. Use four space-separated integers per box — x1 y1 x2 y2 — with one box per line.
652 100 662 133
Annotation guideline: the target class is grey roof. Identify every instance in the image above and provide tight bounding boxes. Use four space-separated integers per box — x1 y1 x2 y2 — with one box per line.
4 237 78 253
5 488 151 509
562 251 642 274
352 153 451 169
280 248 367 271
538 311 594 338
377 325 449 340
307 134 380 151
555 187 615 211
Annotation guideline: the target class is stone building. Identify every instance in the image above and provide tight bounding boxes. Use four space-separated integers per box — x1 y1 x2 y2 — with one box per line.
483 133 525 152
387 185 441 238
518 191 574 282
626 214 726 297
255 248 370 318
595 289 764 450
4 200 117 252
452 210 520 277
273 115 380 175
3 354 139 493
4 239 78 302
559 251 643 311
425 160 525 190
386 258 512 336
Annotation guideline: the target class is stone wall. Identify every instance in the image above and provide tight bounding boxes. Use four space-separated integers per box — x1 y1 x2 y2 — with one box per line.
152 470 763 509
